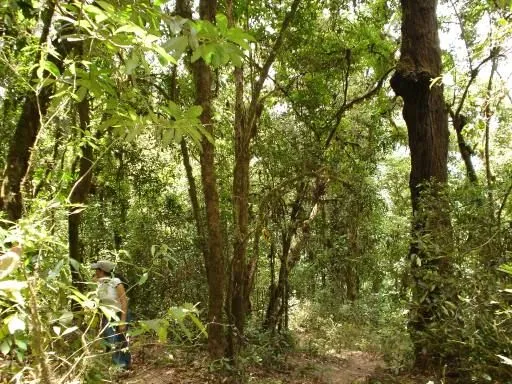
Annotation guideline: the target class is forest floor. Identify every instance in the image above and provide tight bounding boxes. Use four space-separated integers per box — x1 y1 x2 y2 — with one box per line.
121 345 427 384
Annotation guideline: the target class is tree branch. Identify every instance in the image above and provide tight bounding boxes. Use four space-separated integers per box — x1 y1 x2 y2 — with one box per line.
247 0 302 128
455 49 501 117
324 67 394 149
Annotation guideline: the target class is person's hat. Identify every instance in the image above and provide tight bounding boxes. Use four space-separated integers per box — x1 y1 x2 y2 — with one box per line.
90 260 115 273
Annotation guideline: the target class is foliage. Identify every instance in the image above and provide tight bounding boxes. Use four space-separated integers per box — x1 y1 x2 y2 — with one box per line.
1 0 512 382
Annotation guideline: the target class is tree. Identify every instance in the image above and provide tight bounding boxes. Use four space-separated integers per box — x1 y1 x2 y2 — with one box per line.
390 0 455 370
0 0 68 222
191 0 226 359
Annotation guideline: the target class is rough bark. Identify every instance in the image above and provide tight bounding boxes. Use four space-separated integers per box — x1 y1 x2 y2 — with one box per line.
228 61 249 356
191 0 225 359
0 0 59 221
390 0 454 370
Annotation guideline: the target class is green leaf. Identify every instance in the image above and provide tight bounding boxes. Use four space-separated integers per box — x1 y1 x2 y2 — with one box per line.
69 258 80 272
95 0 115 13
185 105 203 118
14 339 27 351
138 272 149 286
188 313 207 336
231 51 242 68
125 52 140 75
44 61 61 77
115 24 146 37
48 259 64 280
163 36 189 59
167 101 180 117
156 323 168 342
83 4 108 23
216 14 228 34
154 45 177 65
226 28 255 50
0 340 10 355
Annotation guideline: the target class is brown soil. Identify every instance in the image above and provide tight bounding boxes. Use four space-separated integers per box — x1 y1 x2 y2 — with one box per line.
122 346 385 384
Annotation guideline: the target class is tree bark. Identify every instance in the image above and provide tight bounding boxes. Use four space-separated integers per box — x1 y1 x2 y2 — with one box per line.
390 0 454 370
191 0 226 359
0 0 59 221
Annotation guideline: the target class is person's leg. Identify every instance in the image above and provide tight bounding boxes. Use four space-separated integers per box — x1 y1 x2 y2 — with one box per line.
111 311 132 368
100 316 116 352
112 332 131 368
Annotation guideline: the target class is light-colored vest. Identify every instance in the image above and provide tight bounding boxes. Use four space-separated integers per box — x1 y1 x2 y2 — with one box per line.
97 277 123 312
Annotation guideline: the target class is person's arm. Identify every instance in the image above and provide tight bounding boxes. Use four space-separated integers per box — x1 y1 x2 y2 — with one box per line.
116 283 128 332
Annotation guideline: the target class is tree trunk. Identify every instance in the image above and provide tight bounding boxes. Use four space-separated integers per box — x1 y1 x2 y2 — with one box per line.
226 0 302 355
192 0 225 359
264 180 324 331
390 0 454 371
69 96 94 293
483 56 498 222
228 62 249 356
0 0 59 221
227 0 249 352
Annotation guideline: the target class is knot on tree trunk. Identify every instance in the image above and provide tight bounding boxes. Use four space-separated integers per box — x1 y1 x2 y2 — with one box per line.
390 70 436 98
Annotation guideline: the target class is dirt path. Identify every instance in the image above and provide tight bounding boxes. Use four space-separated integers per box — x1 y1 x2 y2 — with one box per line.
123 348 384 384
298 351 384 384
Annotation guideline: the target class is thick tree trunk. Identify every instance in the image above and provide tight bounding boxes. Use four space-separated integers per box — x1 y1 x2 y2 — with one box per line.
0 0 59 221
191 0 226 359
228 63 249 357
390 0 454 371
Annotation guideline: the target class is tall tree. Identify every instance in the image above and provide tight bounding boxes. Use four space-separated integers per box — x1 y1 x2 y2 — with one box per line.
0 0 62 221
226 0 302 357
191 0 226 359
390 0 454 370
68 95 95 293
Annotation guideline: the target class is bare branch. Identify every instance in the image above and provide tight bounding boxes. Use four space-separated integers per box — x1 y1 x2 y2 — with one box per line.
324 67 394 149
248 0 302 128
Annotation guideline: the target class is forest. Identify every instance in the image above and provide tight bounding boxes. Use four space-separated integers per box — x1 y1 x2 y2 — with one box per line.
0 0 511 383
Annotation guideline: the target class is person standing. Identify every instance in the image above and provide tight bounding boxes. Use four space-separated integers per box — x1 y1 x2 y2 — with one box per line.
91 260 131 369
